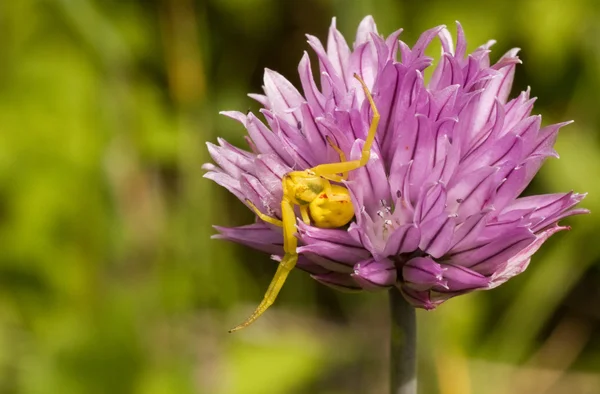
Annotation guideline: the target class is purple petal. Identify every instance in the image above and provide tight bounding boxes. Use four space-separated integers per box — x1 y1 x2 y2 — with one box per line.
240 173 279 217
385 28 403 61
220 110 249 125
371 62 402 160
504 89 536 130
492 48 521 104
206 140 253 179
352 258 396 290
400 286 439 310
512 115 542 148
389 161 415 223
447 166 499 219
404 25 445 65
348 211 384 255
349 40 378 92
430 52 463 91
297 225 371 265
203 171 244 202
437 26 455 55
449 227 536 275
298 52 325 113
263 69 304 123
355 15 378 46
312 271 362 292
327 18 351 88
247 93 269 107
263 111 313 168
427 84 460 121
370 32 389 74
213 223 283 255
382 68 425 162
348 220 376 255
419 214 457 258
245 113 294 166
492 163 530 212
306 34 345 96
383 224 421 257
503 192 587 231
402 256 446 291
408 115 438 192
527 121 572 158
449 210 492 252
297 221 362 247
302 252 354 274
441 263 490 291
347 139 391 216
454 22 467 59
414 183 447 225
254 154 290 196
272 255 329 276
425 136 460 186
299 103 330 163
490 225 567 287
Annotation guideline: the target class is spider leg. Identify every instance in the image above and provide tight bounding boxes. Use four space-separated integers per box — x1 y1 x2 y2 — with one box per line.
354 73 380 166
326 136 349 180
310 74 379 177
317 172 345 183
229 197 298 332
246 200 283 227
299 205 311 224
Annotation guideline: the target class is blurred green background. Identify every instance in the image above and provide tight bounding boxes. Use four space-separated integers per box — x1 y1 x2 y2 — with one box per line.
0 0 598 393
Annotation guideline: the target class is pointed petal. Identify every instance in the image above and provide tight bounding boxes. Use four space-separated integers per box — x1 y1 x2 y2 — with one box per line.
347 139 391 216
441 263 490 291
355 15 378 46
297 229 371 265
352 258 396 290
383 224 421 257
213 223 283 255
306 34 345 95
245 113 294 166
400 286 439 310
403 256 446 291
449 210 492 252
490 225 567 287
298 52 325 113
263 68 304 122
447 166 499 219
327 17 351 88
419 214 458 258
449 227 535 276
414 183 447 225
297 220 363 247
312 271 362 291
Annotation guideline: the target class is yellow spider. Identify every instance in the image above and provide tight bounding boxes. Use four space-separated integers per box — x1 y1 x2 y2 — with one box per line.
229 74 380 332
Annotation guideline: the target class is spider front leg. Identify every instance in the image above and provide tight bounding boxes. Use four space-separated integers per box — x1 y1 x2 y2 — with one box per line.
229 197 299 332
325 136 349 181
246 200 283 227
311 73 380 178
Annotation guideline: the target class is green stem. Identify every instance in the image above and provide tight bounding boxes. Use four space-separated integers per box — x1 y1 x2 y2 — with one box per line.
389 287 417 394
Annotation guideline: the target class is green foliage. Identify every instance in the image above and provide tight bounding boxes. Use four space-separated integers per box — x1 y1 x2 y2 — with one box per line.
0 0 598 393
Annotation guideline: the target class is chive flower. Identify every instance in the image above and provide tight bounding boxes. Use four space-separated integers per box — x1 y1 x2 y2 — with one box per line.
204 16 587 328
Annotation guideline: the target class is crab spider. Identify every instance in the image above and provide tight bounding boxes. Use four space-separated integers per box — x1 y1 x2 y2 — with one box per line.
229 74 380 333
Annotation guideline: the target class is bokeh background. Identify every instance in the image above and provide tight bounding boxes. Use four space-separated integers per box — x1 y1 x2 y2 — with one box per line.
0 0 598 393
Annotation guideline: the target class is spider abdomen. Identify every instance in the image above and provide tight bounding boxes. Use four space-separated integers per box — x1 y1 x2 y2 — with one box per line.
309 184 354 228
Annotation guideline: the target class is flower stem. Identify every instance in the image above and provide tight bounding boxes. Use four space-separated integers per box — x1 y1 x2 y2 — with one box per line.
389 287 417 394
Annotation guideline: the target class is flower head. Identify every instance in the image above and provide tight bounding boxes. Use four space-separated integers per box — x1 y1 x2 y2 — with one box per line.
204 16 587 311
